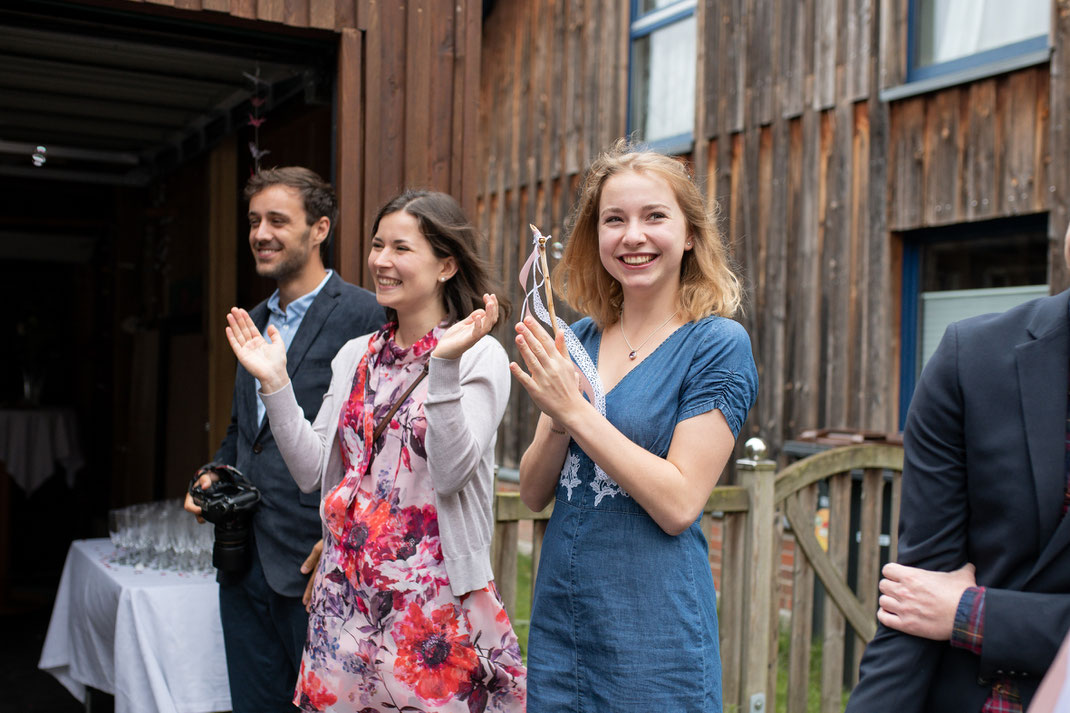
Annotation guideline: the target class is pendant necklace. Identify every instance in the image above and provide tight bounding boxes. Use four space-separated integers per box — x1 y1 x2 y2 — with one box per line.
620 308 679 360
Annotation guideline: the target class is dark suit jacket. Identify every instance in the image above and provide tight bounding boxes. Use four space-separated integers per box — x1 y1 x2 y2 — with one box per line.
846 288 1070 713
213 272 383 597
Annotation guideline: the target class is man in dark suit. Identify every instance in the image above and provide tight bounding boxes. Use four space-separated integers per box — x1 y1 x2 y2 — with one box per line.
184 167 383 712
845 234 1070 713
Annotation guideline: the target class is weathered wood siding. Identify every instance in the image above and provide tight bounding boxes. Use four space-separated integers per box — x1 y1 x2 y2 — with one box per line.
480 0 1064 469
478 0 628 465
699 0 896 458
887 67 1051 231
698 0 1053 459
110 0 361 31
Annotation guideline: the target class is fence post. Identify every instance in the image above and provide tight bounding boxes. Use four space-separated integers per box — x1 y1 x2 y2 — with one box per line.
736 437 777 713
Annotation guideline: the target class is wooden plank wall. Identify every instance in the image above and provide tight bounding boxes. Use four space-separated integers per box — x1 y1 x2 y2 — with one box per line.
353 0 483 284
477 0 628 466
887 67 1051 232
696 0 1053 458
1050 0 1070 293
699 0 895 458
111 0 360 31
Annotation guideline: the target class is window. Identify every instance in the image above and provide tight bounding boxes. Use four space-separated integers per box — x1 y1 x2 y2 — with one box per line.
908 0 1050 84
629 0 696 154
898 214 1049 425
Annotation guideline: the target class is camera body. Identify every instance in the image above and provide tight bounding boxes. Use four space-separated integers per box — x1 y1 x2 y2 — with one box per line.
189 463 261 573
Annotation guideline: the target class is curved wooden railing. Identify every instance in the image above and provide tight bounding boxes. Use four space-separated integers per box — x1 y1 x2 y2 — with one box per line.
492 441 904 713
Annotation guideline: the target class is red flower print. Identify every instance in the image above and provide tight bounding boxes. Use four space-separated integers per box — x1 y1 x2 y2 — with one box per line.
298 667 338 710
395 504 438 562
392 602 478 704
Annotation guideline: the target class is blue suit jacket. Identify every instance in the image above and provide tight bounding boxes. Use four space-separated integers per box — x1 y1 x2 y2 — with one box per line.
213 272 384 597
847 289 1070 712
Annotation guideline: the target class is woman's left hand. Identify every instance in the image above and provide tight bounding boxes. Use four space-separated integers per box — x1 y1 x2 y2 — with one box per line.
431 293 500 360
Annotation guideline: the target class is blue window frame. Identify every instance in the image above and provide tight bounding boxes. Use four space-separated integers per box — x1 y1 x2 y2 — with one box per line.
898 215 1049 427
628 0 697 155
906 0 1050 85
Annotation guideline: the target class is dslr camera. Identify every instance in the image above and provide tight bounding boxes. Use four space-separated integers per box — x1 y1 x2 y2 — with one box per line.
188 463 261 573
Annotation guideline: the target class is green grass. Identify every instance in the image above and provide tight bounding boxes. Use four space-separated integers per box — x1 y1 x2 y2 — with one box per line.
774 624 850 713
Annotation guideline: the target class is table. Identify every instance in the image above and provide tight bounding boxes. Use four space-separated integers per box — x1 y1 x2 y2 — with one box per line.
38 539 231 713
0 407 84 495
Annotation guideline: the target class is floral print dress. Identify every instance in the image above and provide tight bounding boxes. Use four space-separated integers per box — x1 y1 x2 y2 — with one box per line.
295 324 526 713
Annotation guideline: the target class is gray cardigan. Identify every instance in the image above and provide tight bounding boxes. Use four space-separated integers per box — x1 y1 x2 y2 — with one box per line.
260 333 510 596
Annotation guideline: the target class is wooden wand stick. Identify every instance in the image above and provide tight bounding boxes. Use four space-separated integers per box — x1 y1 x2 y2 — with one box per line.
530 223 558 335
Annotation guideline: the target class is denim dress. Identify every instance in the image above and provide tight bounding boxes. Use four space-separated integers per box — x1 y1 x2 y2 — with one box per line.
526 316 758 712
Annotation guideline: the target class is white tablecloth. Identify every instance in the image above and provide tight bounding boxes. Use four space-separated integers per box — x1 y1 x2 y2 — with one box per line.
39 539 231 713
0 408 84 495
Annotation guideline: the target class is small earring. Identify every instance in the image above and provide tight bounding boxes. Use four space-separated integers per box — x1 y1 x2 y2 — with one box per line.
439 276 447 282
686 241 692 247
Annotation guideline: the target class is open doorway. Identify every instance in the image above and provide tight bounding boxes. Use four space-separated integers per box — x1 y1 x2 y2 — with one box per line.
0 0 337 609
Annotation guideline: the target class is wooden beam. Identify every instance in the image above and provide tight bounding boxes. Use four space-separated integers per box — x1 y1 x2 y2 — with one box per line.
335 28 365 286
1051 0 1070 291
207 137 237 455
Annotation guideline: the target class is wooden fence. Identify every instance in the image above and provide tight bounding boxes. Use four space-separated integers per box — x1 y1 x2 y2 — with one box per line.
491 440 904 713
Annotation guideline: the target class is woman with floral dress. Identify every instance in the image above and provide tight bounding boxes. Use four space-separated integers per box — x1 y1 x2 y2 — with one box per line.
510 142 758 711
224 190 526 713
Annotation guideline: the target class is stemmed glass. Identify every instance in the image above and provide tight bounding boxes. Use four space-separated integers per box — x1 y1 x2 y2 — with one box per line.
107 509 126 563
172 505 196 572
194 520 215 573
127 503 152 568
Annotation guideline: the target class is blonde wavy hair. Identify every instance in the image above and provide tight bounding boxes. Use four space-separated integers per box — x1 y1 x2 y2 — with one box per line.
553 139 742 328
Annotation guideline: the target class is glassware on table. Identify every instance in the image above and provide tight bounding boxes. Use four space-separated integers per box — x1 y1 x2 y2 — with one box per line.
104 499 220 572
193 517 215 573
107 508 127 563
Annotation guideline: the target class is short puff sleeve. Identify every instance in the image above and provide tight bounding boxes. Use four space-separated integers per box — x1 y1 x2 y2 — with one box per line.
677 317 758 438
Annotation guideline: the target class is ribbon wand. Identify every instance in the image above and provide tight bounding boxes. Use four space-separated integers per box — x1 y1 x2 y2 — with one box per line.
529 223 559 336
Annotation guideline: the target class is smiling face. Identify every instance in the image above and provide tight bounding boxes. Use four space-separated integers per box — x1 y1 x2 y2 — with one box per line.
596 169 692 298
368 209 456 321
247 184 325 282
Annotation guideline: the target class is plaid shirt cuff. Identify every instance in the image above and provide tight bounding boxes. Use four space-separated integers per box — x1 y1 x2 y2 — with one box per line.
950 585 986 654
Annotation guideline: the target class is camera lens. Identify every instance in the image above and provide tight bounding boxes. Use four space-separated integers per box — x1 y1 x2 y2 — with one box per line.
213 519 252 572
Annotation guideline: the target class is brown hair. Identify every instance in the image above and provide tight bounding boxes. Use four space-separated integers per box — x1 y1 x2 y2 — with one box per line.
245 167 337 261
370 190 511 325
552 139 742 327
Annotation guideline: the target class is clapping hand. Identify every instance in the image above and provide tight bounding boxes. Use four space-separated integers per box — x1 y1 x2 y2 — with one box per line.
510 316 583 426
225 307 290 393
432 294 500 360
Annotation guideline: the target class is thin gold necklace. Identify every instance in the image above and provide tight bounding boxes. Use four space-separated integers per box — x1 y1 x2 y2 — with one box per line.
620 309 679 360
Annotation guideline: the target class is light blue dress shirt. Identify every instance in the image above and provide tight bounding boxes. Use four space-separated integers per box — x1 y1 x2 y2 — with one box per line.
255 270 333 426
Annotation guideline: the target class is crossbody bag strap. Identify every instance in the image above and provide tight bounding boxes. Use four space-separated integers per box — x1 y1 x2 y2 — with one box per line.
371 362 430 443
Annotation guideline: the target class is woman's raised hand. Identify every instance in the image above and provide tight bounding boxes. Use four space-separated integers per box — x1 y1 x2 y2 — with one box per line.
510 316 584 426
432 293 500 360
225 307 290 393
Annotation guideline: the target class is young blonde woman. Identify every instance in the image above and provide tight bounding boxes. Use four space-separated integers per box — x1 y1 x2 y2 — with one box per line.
512 142 758 711
225 190 526 712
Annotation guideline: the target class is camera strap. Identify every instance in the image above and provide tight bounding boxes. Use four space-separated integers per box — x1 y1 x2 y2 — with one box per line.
371 362 430 444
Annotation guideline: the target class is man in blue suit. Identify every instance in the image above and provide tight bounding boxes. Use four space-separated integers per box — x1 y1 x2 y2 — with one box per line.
185 167 383 712
846 232 1070 713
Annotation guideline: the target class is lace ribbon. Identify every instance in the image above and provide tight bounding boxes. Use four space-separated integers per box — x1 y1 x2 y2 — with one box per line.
518 226 627 505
